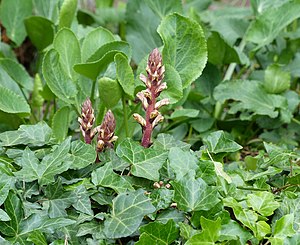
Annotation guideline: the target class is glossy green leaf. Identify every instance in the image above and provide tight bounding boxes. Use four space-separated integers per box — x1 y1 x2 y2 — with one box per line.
58 0 77 29
15 138 71 185
186 217 221 244
70 140 96 169
214 80 286 118
103 189 155 238
0 86 30 115
0 121 52 147
255 221 271 240
81 27 115 62
125 0 182 63
116 139 168 181
115 53 135 99
27 230 47 245
203 130 242 154
136 219 179 245
247 191 280 216
98 77 123 108
0 209 10 222
207 31 244 65
0 0 32 45
43 49 77 103
24 16 55 51
273 214 296 238
72 185 93 215
0 191 23 237
32 0 59 22
171 172 220 212
44 179 76 218
246 0 300 47
219 220 252 244
264 64 290 94
158 13 207 88
91 162 134 193
54 28 81 80
223 197 258 232
168 147 198 180
0 58 33 90
154 133 190 151
52 106 70 142
170 109 199 119
160 64 183 104
74 41 131 80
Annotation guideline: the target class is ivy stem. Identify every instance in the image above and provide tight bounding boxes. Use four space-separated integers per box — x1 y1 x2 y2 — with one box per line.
122 96 129 137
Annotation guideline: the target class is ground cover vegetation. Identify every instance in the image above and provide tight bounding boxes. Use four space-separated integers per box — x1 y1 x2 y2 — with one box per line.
0 0 299 244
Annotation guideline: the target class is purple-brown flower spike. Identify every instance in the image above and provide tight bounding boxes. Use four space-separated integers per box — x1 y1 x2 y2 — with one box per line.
133 48 169 148
78 97 96 144
96 110 118 152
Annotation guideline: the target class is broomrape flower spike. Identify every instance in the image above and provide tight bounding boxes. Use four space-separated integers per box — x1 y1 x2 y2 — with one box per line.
133 48 170 148
78 97 95 144
96 110 118 152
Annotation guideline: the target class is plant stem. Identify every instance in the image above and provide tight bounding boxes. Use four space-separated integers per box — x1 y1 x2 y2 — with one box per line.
91 79 96 102
122 96 129 137
141 85 156 148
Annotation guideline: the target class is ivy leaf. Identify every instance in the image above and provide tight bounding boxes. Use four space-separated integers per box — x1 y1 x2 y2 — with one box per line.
219 220 252 244
168 147 199 180
0 177 13 209
0 209 10 222
246 0 300 48
136 220 179 245
203 130 242 154
0 121 52 147
214 80 286 119
44 179 76 218
27 230 47 245
0 86 30 116
37 137 71 185
91 162 134 193
154 133 190 151
116 139 168 181
0 0 32 46
69 140 96 170
158 13 207 88
103 189 155 238
171 172 220 212
186 217 221 244
273 214 296 238
0 191 23 237
247 191 280 216
223 197 258 232
15 138 71 186
43 49 77 104
24 16 55 51
72 185 93 216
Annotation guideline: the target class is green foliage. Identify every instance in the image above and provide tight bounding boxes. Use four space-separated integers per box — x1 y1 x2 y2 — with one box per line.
0 0 299 244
